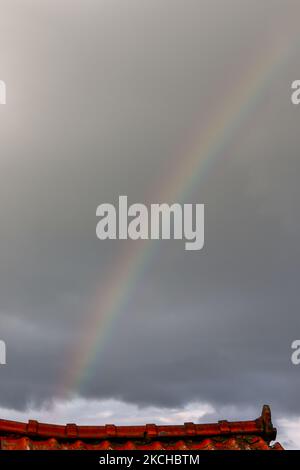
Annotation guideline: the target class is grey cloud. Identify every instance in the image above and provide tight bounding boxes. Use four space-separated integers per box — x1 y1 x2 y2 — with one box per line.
0 0 299 424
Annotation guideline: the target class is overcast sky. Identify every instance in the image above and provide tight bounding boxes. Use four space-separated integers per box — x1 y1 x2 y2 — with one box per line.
0 0 300 449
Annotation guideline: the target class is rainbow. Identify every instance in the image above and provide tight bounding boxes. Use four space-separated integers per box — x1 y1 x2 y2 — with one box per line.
60 36 294 397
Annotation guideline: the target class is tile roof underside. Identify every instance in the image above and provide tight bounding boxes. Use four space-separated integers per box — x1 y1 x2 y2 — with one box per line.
0 405 284 450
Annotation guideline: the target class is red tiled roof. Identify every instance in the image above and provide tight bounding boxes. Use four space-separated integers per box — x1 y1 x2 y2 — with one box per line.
0 405 283 450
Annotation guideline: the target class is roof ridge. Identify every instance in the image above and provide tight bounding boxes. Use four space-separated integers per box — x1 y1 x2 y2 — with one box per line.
0 405 276 442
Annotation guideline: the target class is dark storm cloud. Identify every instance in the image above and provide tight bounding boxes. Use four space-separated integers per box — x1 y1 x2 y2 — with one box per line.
0 0 300 419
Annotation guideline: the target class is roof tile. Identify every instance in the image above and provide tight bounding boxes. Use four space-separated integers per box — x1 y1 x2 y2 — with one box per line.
0 405 283 451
